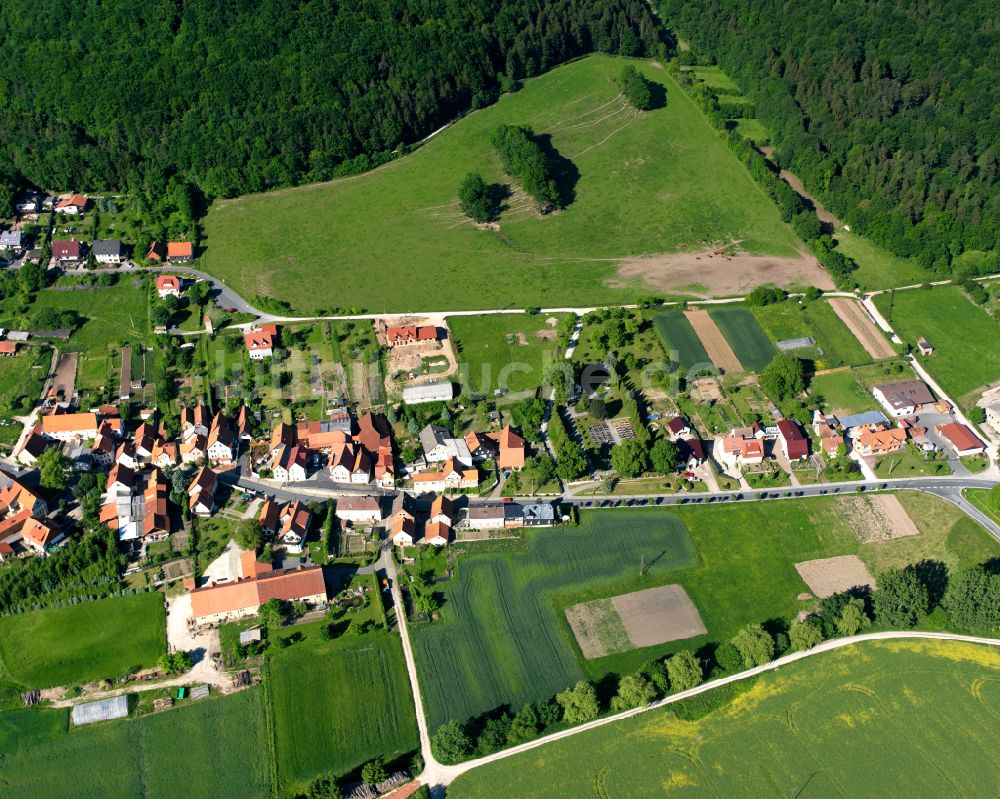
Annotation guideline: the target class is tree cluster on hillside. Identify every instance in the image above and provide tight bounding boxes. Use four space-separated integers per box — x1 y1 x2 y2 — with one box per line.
490 124 560 209
0 0 659 207
661 0 1000 274
620 65 653 110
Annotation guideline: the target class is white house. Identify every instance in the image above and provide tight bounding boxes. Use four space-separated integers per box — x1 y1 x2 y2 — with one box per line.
462 503 506 530
391 516 416 546
40 412 99 442
335 496 383 526
272 445 308 482
92 239 125 265
872 380 934 417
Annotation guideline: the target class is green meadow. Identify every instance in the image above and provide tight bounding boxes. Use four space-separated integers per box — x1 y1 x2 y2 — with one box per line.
201 55 801 313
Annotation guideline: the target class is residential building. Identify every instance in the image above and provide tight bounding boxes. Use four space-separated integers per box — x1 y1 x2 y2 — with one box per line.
385 324 438 347
156 275 182 298
463 502 506 530
388 493 417 527
490 425 526 471
715 432 765 470
936 422 986 457
521 502 557 527
411 458 478 493
51 240 81 263
423 520 451 546
189 565 327 625
181 404 211 441
272 444 309 482
277 501 312 554
665 416 692 441
0 230 23 251
14 432 49 466
335 496 383 525
677 437 707 470
854 427 907 457
55 194 88 214
146 241 165 262
429 494 454 526
354 412 392 454
391 515 416 546
811 412 844 458
40 412 98 442
188 467 218 516
167 241 194 262
92 239 125 264
297 419 351 450
872 380 935 417
244 324 278 360
419 424 472 467
329 442 371 484
984 403 1000 436
776 419 809 461
464 431 499 461
403 382 454 405
206 412 235 464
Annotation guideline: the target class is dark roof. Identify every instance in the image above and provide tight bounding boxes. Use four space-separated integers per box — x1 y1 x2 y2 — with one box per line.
666 416 689 434
92 239 124 256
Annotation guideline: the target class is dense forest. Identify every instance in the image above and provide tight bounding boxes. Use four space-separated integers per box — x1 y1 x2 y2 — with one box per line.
661 0 1000 273
0 0 659 207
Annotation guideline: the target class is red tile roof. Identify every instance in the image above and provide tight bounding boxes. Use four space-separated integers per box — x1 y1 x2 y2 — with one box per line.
386 325 437 344
167 241 193 258
156 275 181 291
937 422 985 453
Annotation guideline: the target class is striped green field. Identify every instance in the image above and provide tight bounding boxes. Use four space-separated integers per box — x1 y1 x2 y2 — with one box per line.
708 307 776 371
652 311 710 370
448 639 1000 798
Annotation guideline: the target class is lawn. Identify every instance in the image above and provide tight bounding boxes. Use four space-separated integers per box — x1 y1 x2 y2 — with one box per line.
0 346 48 416
268 630 418 790
750 299 871 368
0 687 270 798
200 55 802 313
874 285 1000 406
0 593 166 688
449 312 571 395
412 496 998 730
834 230 931 290
708 306 775 371
965 488 1000 527
874 445 953 479
447 639 1000 798
652 311 710 370
808 369 879 415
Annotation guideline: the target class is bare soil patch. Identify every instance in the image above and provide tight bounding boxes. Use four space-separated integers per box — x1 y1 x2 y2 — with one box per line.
565 599 631 659
795 555 875 598
612 247 834 297
612 584 706 648
837 494 919 543
52 352 78 400
685 309 743 373
827 298 896 360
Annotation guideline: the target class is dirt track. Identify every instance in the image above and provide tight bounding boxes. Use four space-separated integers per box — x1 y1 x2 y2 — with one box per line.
827 298 896 359
685 309 743 373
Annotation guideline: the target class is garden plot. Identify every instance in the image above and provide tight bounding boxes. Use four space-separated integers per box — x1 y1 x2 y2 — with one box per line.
566 585 706 659
795 555 874 598
827 298 895 360
684 309 743 373
838 494 919 543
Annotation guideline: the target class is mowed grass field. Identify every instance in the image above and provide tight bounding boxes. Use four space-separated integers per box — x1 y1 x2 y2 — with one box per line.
0 593 166 688
413 495 998 729
201 55 802 313
653 311 710 370
448 639 1000 798
0 688 270 798
708 307 775 371
875 285 1000 406
751 299 871 367
268 631 418 789
0 347 48 416
835 230 930 290
449 312 570 394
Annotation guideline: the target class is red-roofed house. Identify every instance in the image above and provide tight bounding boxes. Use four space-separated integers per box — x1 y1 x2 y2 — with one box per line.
776 419 809 461
489 425 526 470
385 325 438 347
51 240 81 262
936 422 986 457
189 565 326 625
167 241 194 262
245 325 278 360
146 241 165 263
156 275 182 298
0 341 17 356
55 194 88 214
665 416 692 441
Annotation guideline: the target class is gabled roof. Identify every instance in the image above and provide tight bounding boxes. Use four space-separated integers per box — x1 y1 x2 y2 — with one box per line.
51 240 81 259
92 239 124 256
55 194 87 209
279 501 312 540
666 416 689 434
386 324 437 344
336 495 382 514
430 493 453 520
40 411 96 435
190 565 326 619
244 326 277 352
259 497 280 533
424 520 451 543
937 422 985 452
107 462 136 489
419 424 450 453
167 241 194 258
355 412 391 453
873 380 934 410
188 466 217 497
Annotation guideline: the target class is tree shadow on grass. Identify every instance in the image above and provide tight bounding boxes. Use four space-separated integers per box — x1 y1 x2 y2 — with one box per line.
486 183 512 221
533 133 579 209
646 80 667 111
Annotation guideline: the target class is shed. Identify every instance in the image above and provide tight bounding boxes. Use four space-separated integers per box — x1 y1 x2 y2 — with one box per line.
239 626 263 645
71 695 129 726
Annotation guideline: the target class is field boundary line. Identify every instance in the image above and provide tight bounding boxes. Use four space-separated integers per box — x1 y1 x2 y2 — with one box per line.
427 631 1000 786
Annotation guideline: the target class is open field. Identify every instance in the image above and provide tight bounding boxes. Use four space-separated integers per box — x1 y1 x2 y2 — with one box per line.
449 313 570 395
412 495 999 728
448 639 1000 798
708 306 775 371
0 593 166 688
835 230 931 290
268 631 418 789
652 311 710 370
0 687 270 798
808 362 913 416
200 55 806 313
684 309 742 373
827 298 896 360
794 554 874 598
874 285 1000 407
750 299 871 367
0 346 48 416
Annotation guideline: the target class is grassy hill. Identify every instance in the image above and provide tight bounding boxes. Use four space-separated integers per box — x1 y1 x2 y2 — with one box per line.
447 639 1000 798
201 55 802 313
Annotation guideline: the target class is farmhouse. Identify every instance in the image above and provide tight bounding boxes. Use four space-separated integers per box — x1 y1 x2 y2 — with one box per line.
156 275 182 298
40 412 98 442
244 324 278 360
936 422 986 457
776 419 809 461
55 194 88 214
92 239 125 264
872 380 934 417
403 381 454 405
189 565 327 625
335 496 383 525
423 520 452 546
385 324 438 347
167 241 194 262
854 426 907 457
51 239 81 263
411 458 478 493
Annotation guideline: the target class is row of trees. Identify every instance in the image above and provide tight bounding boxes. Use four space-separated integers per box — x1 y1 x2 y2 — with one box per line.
0 0 659 205
547 407 589 481
662 0 1000 275
432 648 704 763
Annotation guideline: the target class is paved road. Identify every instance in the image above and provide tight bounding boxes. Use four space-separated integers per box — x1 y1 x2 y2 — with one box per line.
418 630 1000 788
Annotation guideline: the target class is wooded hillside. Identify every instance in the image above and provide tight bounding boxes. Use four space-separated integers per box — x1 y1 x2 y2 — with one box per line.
661 0 1000 273
0 0 658 203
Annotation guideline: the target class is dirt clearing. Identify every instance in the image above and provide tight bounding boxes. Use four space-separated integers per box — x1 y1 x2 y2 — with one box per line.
795 555 875 598
566 584 706 659
685 309 743 373
612 247 835 297
837 494 920 543
827 298 896 359
51 352 78 400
